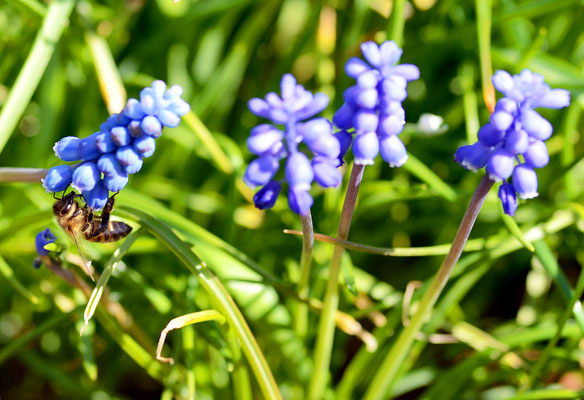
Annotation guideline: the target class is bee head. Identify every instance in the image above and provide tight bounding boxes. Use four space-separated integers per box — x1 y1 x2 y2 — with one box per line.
53 192 79 216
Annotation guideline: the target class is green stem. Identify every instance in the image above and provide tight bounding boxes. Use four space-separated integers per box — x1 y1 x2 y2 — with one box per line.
521 255 584 391
363 175 494 400
308 163 365 400
294 212 314 339
119 207 281 400
0 0 75 154
388 0 405 47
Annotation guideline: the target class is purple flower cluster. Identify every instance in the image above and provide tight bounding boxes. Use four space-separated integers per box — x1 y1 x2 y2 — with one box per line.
455 69 570 215
42 81 190 209
245 74 345 215
333 41 420 167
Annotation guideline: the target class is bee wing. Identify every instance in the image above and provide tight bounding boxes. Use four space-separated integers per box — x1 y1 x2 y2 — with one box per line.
70 229 95 282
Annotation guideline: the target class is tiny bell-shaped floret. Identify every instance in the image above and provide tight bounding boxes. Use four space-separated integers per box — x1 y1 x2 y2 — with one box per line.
244 156 280 187
379 135 407 167
523 140 549 168
72 162 100 192
253 180 281 210
288 188 313 215
141 115 163 138
95 131 116 153
312 157 342 188
97 153 123 177
124 158 143 174
80 133 100 161
486 149 515 181
247 125 284 155
110 126 131 146
498 183 518 216
42 165 73 193
512 164 538 199
83 180 109 210
104 171 129 192
53 137 82 161
35 228 56 257
352 131 379 165
285 152 314 191
116 146 141 167
133 136 156 158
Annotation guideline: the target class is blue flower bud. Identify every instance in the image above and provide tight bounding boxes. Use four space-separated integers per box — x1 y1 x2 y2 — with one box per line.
477 123 503 147
379 134 408 167
345 57 371 78
247 124 283 155
490 110 514 131
361 41 382 67
455 142 491 172
42 165 73 193
392 64 421 81
97 153 123 177
53 136 82 161
521 109 553 140
123 98 146 120
492 70 515 97
353 110 379 132
486 149 515 181
253 180 281 210
110 126 131 146
116 113 131 126
504 129 529 154
285 152 314 191
534 89 570 109
133 135 156 158
378 113 404 136
72 162 100 192
244 156 280 187
498 183 518 216
128 120 144 138
116 146 141 167
352 131 379 165
297 118 332 143
379 40 403 68
80 134 100 161
296 93 329 121
83 179 109 210
332 103 355 129
304 132 340 159
104 171 129 192
141 116 163 138
523 140 549 168
312 157 342 187
334 130 353 165
357 70 379 88
158 109 181 128
35 228 56 257
512 164 538 199
124 157 143 174
95 131 116 153
494 98 518 114
288 188 313 215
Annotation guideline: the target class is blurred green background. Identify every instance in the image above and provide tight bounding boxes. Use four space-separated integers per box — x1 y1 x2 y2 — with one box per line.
1 0 584 399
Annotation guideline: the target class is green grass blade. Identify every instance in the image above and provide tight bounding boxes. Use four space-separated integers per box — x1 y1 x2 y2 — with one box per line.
82 229 141 334
387 0 405 46
119 206 282 400
0 255 39 304
476 0 494 112
0 0 75 154
500 209 535 252
402 153 458 201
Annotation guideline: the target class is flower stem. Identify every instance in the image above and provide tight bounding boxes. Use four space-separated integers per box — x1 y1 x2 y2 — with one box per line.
363 175 494 400
295 212 314 339
308 163 365 400
0 167 48 183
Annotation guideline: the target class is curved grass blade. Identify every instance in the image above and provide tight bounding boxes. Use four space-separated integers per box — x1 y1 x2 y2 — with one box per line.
0 255 39 304
0 0 75 154
284 229 487 256
500 209 535 252
119 206 282 400
402 153 458 201
82 229 142 335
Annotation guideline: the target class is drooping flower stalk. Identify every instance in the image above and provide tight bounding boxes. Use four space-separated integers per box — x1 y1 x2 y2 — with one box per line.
308 40 419 400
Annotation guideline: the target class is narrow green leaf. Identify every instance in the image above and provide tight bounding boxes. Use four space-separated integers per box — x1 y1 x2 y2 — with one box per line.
500 209 535 252
0 0 75 154
476 0 494 111
0 255 39 304
402 153 458 201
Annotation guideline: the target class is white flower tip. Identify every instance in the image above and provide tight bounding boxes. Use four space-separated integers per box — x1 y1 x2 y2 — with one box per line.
518 191 538 200
487 172 503 182
388 154 408 168
354 158 375 166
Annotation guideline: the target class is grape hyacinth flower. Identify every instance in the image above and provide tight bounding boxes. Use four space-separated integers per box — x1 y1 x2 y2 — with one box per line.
455 69 570 215
43 81 190 209
245 74 343 215
332 40 420 167
35 228 56 257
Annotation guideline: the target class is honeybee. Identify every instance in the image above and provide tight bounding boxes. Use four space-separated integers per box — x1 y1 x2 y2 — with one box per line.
53 191 132 278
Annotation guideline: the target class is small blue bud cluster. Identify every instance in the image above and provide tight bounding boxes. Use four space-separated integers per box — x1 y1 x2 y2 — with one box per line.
245 74 345 215
333 41 420 167
35 228 56 258
455 69 570 216
42 81 190 209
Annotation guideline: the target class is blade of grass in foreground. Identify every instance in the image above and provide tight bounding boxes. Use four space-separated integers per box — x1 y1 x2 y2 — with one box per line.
0 0 75 154
0 255 39 304
402 154 458 202
119 206 282 400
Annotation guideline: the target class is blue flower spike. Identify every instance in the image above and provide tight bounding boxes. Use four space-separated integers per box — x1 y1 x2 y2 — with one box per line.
46 80 190 209
245 74 343 215
455 69 570 215
333 40 420 167
35 228 56 258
